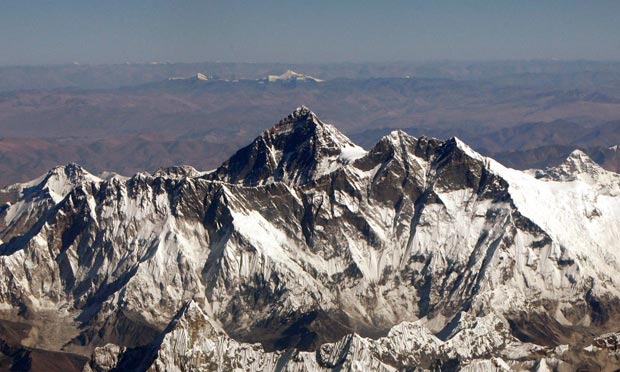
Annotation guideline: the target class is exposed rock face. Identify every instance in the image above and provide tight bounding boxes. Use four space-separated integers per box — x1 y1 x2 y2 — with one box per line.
1 108 620 371
210 105 365 186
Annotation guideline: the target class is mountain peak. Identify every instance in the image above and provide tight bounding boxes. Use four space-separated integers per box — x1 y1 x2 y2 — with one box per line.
267 71 323 83
448 136 486 162
209 107 365 186
3 163 101 204
195 72 208 81
551 149 603 179
566 148 592 162
534 149 620 191
275 105 316 128
45 162 99 183
153 165 203 179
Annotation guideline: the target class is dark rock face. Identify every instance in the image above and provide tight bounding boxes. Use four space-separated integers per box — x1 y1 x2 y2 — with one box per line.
209 106 361 186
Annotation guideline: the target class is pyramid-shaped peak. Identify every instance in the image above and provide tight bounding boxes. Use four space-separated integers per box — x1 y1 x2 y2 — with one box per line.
46 163 101 185
209 108 364 186
276 105 316 126
1 163 102 204
295 104 311 114
370 130 419 157
448 136 486 162
48 162 86 176
561 149 601 172
269 106 351 148
536 149 608 182
567 149 590 159
385 129 411 140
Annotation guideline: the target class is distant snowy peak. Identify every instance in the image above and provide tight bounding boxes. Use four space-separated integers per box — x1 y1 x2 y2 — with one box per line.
535 149 620 192
267 70 323 83
195 72 209 81
552 149 604 178
153 165 206 179
209 106 366 186
168 72 209 81
2 163 100 204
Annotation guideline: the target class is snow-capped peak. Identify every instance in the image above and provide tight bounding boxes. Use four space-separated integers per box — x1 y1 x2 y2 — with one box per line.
2 163 101 204
534 149 620 192
267 70 323 83
554 149 602 176
168 72 209 81
153 165 204 179
39 163 101 202
275 105 316 127
565 149 598 167
452 136 486 162
209 107 366 185
384 129 410 143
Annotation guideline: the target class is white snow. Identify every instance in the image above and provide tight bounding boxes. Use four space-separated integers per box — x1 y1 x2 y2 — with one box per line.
339 144 368 163
267 70 323 83
489 158 620 287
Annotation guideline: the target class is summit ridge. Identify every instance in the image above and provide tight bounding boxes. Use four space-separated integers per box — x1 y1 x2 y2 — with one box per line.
209 107 365 186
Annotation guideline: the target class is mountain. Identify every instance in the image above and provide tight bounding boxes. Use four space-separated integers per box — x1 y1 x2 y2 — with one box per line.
266 70 323 83
488 143 620 175
534 149 620 188
2 108 620 371
168 73 209 81
210 106 365 185
2 70 620 187
2 61 620 92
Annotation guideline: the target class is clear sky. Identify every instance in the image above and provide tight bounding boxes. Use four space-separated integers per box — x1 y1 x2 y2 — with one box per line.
1 0 619 65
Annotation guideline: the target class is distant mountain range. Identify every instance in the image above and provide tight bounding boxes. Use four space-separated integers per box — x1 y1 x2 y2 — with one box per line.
266 70 323 82
2 60 620 91
1 61 620 187
1 108 620 371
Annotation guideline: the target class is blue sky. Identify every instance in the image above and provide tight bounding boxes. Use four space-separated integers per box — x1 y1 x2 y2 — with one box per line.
1 0 619 65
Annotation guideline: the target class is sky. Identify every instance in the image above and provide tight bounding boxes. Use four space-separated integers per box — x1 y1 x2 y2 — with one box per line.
1 0 619 65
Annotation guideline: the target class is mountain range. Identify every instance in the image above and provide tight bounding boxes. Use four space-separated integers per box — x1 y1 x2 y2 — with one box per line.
1 107 620 371
2 65 620 187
